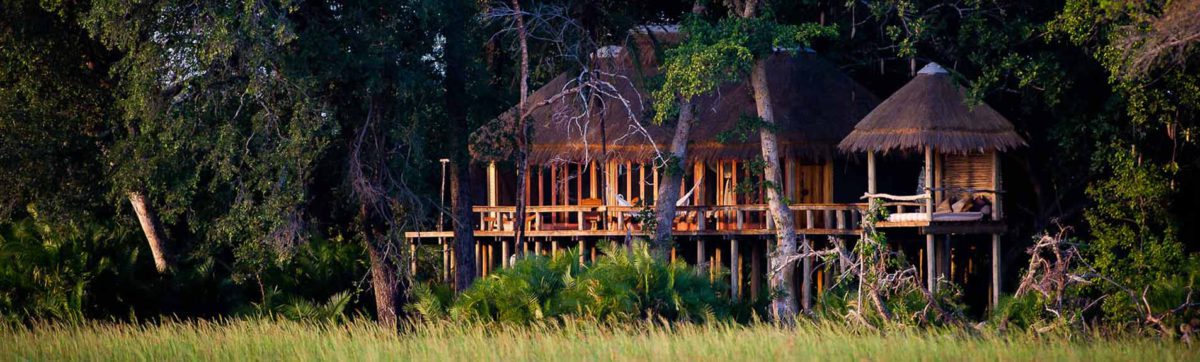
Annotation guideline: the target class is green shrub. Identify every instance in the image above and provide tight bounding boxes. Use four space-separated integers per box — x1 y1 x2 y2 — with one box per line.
416 241 743 324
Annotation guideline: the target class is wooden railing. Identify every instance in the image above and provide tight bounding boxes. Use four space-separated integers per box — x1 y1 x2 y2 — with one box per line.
472 203 867 235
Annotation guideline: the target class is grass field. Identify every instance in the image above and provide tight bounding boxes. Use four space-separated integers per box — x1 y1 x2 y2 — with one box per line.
2 319 1195 361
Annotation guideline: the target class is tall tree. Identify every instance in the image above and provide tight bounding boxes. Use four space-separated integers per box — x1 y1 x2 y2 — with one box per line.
650 1 706 258
652 0 833 322
440 0 481 291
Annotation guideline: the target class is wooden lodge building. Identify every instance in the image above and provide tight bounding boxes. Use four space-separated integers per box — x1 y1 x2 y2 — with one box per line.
407 28 1026 310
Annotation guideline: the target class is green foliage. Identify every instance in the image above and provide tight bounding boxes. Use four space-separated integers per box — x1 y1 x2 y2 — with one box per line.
651 15 835 124
418 242 743 324
1083 146 1183 287
0 219 146 323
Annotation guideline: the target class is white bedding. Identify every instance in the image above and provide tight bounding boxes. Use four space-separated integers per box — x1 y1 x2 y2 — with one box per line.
887 212 985 223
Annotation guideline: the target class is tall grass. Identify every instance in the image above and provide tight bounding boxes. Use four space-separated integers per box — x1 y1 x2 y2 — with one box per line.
2 318 1193 361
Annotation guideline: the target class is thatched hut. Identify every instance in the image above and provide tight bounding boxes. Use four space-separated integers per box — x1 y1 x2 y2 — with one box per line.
839 62 1025 305
474 28 879 219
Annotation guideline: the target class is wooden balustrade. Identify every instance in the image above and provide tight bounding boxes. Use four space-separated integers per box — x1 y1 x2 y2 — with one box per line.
467 203 865 236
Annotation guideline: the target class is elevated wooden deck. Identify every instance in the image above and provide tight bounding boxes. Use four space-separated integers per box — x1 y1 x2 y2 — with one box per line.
405 203 868 239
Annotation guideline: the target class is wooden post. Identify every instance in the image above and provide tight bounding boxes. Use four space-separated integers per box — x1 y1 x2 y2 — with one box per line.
867 152 877 196
992 233 1001 308
551 164 558 224
713 247 722 283
625 161 633 202
488 161 498 206
475 241 482 278
924 146 934 219
993 152 1003 220
551 240 558 258
534 240 542 257
578 239 586 265
502 239 511 268
751 241 762 298
926 234 936 292
801 235 812 311
441 238 450 283
730 239 740 300
652 165 659 202
410 241 418 276
639 162 646 204
933 151 943 205
589 161 598 198
487 241 496 275
696 239 707 273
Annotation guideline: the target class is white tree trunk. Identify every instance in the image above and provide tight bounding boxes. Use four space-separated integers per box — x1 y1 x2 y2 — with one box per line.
652 100 694 257
128 191 173 274
751 59 800 323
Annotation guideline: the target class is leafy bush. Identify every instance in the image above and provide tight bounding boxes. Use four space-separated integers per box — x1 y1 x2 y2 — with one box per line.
413 241 743 324
0 219 152 323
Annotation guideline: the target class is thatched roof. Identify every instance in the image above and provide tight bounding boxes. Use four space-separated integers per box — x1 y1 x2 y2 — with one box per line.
473 28 880 165
838 63 1026 154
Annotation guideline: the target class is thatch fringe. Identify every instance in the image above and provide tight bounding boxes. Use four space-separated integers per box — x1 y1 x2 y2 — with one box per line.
837 63 1026 154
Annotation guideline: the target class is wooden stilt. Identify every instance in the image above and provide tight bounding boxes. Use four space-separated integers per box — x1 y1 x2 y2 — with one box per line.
926 234 937 291
731 239 740 300
410 241 418 277
697 239 707 273
502 240 511 268
801 235 812 311
714 247 722 283
475 241 482 278
441 238 450 283
751 241 762 298
535 240 542 257
992 233 1001 308
551 240 558 258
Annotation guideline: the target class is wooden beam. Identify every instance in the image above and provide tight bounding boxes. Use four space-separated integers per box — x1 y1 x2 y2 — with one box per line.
696 239 706 273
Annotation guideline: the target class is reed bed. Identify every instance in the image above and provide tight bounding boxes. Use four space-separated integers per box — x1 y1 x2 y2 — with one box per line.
2 319 1193 361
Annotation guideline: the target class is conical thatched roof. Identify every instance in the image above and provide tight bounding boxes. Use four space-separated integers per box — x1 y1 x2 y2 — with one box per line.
837 63 1026 154
472 27 880 165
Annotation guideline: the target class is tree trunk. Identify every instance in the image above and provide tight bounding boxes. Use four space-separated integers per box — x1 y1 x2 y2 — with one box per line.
128 191 173 274
361 206 405 329
652 100 695 257
441 1 478 292
450 165 477 291
650 1 706 259
510 0 532 255
752 57 800 323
